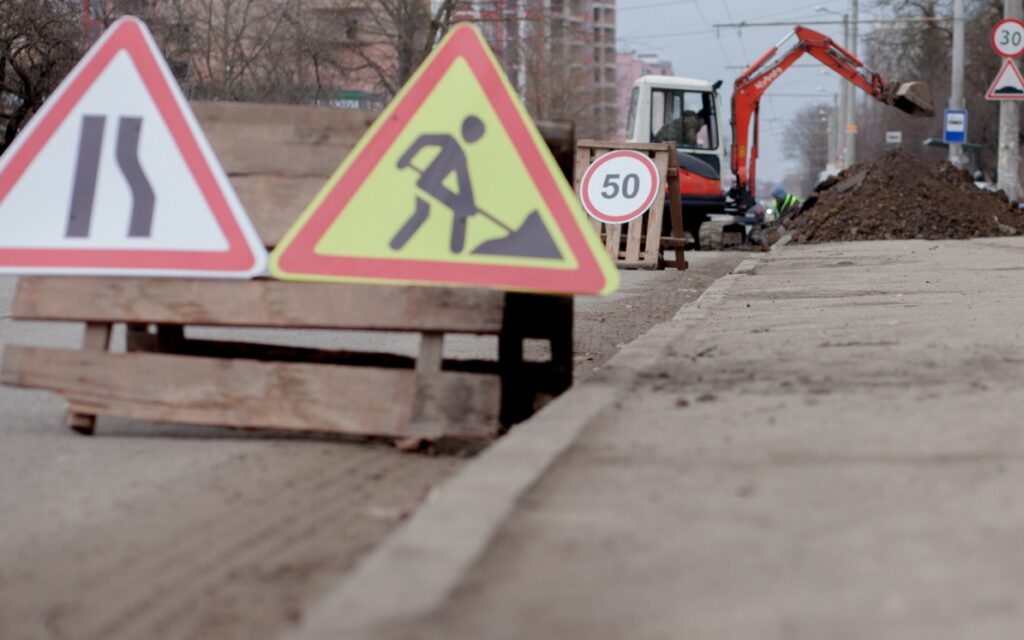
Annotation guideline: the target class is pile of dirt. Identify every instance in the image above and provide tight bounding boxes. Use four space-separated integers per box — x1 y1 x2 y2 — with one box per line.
785 151 1024 244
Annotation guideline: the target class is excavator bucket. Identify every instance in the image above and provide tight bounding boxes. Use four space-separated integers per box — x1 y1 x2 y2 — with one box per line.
893 81 935 117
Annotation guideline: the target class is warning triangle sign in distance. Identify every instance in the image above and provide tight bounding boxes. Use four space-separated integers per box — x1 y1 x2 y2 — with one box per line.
270 23 618 296
987 59 1024 100
0 17 267 277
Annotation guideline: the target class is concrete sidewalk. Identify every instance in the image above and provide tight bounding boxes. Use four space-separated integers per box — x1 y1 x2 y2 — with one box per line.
293 237 1024 640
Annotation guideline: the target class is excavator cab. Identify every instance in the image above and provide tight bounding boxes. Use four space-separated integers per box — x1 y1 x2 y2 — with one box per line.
627 76 729 243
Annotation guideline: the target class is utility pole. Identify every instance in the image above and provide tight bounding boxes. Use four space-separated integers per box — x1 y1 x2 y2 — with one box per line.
949 0 966 167
826 99 838 166
998 0 1022 200
839 13 850 167
845 0 858 166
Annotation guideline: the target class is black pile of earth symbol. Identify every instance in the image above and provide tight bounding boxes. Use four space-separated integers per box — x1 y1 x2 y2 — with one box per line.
473 211 561 259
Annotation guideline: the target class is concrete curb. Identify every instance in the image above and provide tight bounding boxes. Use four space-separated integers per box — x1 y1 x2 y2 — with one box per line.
283 255 766 640
773 232 794 250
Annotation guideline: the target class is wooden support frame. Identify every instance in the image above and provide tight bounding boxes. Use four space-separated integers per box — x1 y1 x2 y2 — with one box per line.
0 104 578 444
574 140 687 271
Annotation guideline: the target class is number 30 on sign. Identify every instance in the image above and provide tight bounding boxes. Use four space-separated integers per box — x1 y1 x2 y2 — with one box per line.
579 150 660 225
992 18 1024 58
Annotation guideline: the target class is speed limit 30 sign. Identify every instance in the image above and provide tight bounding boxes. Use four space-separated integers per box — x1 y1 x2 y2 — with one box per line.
992 18 1024 58
579 150 660 225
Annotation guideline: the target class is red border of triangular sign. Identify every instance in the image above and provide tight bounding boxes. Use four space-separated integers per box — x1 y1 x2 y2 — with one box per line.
0 17 265 276
987 59 1024 100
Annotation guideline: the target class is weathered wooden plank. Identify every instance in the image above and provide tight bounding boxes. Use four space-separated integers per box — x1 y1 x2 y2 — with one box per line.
577 140 673 152
624 217 644 263
2 347 501 440
574 145 593 195
409 332 452 442
229 174 325 248
605 222 622 259
416 333 445 373
67 322 113 435
664 151 687 270
124 335 503 376
642 150 670 266
191 102 376 176
13 278 507 333
82 322 112 350
618 260 661 270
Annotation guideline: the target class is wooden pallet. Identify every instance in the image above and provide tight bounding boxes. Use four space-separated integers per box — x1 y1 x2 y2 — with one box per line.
0 103 576 443
574 141 686 270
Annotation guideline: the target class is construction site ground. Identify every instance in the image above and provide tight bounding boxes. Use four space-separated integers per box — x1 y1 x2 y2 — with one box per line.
0 252 742 640
291 236 1024 640
6 234 1024 640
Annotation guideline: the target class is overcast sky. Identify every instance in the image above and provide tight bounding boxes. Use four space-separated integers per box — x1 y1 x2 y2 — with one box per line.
616 0 868 183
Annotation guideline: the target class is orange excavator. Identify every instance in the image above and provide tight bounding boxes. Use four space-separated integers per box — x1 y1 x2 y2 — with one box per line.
626 25 934 246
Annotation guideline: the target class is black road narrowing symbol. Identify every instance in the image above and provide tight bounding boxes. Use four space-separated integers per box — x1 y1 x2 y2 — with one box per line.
66 115 155 239
389 115 562 260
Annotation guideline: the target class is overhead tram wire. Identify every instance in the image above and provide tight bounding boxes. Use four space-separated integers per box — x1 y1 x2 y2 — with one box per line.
745 0 846 22
721 0 752 64
617 28 722 40
694 0 734 68
712 17 951 29
617 0 698 12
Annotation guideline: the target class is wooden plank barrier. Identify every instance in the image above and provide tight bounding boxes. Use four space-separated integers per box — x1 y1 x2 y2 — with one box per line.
0 103 576 443
574 141 687 271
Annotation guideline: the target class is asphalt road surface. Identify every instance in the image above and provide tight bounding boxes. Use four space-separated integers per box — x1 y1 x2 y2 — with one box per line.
0 252 742 640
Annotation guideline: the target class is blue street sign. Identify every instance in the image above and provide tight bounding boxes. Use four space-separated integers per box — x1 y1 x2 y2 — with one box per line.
943 109 968 144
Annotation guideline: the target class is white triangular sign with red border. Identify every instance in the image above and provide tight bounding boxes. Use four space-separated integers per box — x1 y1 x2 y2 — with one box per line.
0 17 267 277
987 59 1024 101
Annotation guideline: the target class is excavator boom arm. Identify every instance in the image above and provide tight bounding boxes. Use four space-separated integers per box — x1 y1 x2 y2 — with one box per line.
730 26 933 199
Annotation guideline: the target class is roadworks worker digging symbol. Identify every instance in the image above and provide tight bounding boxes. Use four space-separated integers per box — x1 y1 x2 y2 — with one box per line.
390 116 561 259
269 22 617 295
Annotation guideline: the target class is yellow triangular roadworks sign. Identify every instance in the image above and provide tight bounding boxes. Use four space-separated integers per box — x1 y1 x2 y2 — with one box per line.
270 24 618 295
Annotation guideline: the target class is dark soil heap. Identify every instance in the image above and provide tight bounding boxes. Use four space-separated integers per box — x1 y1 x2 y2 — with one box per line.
785 151 1024 244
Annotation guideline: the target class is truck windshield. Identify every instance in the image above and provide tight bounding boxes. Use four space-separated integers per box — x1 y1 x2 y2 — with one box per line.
650 89 718 151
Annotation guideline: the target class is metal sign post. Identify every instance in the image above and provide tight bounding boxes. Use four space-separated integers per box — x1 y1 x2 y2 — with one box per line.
993 10 1023 201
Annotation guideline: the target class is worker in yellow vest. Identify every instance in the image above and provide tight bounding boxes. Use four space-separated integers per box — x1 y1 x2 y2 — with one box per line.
770 185 802 220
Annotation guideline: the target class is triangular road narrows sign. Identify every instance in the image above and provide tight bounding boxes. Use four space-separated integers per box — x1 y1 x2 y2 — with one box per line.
0 17 267 277
987 59 1024 100
270 24 618 295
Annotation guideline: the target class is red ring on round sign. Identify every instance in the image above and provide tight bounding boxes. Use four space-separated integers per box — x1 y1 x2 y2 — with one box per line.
580 150 660 224
991 18 1024 58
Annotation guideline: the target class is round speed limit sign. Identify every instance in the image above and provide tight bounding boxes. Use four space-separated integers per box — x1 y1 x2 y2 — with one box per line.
579 150 660 224
992 18 1024 58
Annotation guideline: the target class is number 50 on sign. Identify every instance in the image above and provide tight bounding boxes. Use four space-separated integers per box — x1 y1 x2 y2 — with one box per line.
579 150 660 225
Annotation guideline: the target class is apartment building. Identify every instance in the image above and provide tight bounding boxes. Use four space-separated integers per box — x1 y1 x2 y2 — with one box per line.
615 51 673 137
456 0 616 138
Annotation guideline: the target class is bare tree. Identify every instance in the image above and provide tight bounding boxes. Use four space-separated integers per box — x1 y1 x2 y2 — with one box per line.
0 0 82 152
1 0 603 153
782 102 831 196
861 0 1010 178
89 0 327 102
516 6 600 135
323 0 456 100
